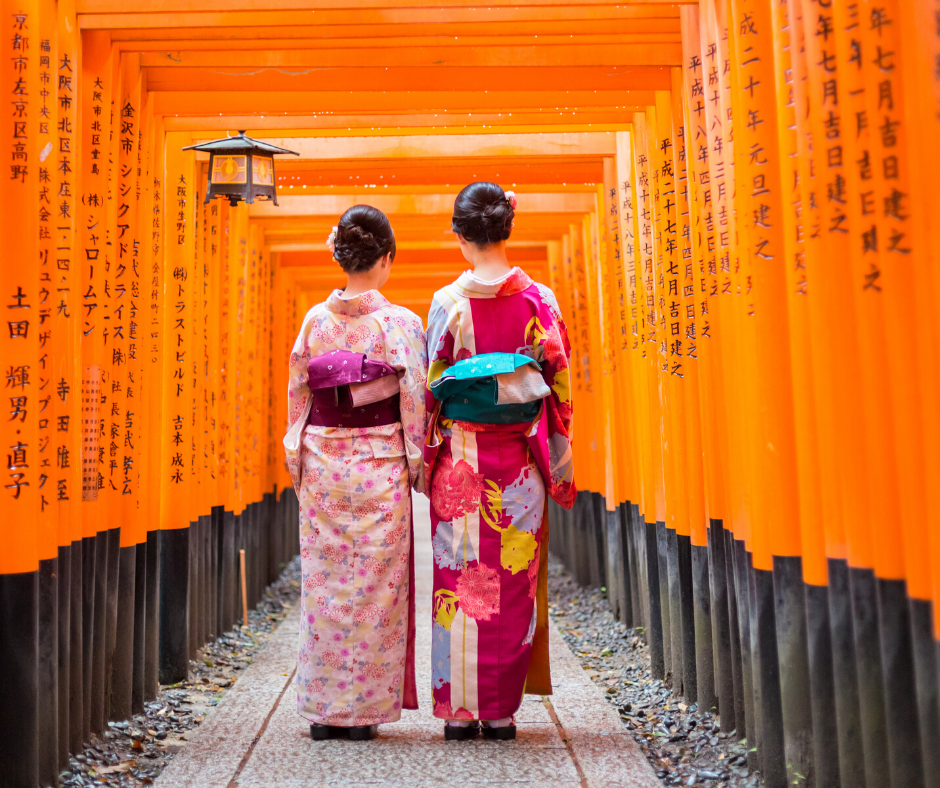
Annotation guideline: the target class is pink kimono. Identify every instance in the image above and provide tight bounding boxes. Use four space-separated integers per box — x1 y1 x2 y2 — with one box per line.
284 289 428 726
424 267 575 722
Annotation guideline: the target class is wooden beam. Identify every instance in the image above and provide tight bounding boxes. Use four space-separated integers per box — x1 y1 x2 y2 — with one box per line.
247 192 597 217
138 44 680 69
108 18 679 42
153 89 665 115
78 0 686 11
119 30 680 52
188 132 618 161
79 6 685 31
145 65 677 92
162 112 639 134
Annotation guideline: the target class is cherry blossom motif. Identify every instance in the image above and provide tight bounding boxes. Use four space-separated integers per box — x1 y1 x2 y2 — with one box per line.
381 628 403 650
304 572 327 591
431 454 486 520
362 663 387 680
455 563 500 621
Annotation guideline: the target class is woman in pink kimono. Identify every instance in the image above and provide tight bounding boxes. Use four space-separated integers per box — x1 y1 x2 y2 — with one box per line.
425 182 576 741
284 205 428 741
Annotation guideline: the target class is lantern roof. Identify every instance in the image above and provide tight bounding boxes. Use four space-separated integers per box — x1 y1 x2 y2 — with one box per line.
182 131 299 156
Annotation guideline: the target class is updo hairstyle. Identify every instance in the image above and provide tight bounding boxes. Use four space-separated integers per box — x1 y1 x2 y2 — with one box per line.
333 204 396 273
451 182 514 246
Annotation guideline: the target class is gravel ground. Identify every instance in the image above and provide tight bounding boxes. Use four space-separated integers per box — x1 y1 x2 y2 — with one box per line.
58 556 302 788
547 557 763 788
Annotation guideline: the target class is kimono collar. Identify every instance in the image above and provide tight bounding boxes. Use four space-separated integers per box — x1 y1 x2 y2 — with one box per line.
450 267 534 299
325 288 391 316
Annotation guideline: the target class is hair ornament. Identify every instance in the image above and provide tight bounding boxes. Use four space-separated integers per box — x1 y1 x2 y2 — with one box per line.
326 226 338 255
505 190 517 210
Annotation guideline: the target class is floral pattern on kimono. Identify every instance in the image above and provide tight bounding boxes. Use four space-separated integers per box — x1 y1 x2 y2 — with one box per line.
424 267 574 722
283 289 428 726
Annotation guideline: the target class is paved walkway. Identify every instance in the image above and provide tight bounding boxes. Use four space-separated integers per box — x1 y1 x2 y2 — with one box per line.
155 497 659 788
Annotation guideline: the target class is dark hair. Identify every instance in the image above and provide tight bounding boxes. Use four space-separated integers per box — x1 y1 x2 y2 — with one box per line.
333 204 396 273
451 182 514 246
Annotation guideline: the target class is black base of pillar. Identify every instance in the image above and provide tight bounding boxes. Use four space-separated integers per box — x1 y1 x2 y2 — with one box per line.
91 531 108 734
827 558 865 788
657 522 672 683
804 582 840 788
69 540 84 757
0 570 39 787
666 527 683 693
132 541 147 713
708 520 734 729
876 578 924 788
144 529 160 701
104 528 120 723
849 567 890 788
732 538 754 753
38 556 58 788
57 544 71 769
159 527 190 684
677 534 696 702
110 544 137 721
80 534 95 744
910 598 939 788
753 565 786 788
645 521 664 679
772 556 814 788
692 542 716 713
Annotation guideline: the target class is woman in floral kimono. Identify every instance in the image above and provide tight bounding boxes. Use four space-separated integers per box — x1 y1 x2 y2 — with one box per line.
284 205 428 741
425 182 575 740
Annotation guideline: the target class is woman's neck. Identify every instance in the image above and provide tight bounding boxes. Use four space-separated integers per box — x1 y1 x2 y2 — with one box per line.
468 242 512 282
342 270 384 299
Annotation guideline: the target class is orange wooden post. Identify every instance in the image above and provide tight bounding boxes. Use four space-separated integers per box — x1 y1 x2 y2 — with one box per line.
615 131 654 636
158 131 196 683
77 27 111 739
109 51 142 721
34 3 61 777
55 0 84 765
898 6 940 783
680 5 738 729
633 109 668 680
853 0 932 782
729 0 805 778
0 2 41 781
670 67 714 712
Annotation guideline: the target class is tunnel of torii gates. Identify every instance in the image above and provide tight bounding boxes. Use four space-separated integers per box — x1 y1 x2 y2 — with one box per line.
1 0 940 786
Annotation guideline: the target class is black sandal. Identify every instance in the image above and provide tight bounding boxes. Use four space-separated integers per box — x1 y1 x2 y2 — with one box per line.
309 724 343 741
482 724 516 740
445 722 481 741
348 725 378 741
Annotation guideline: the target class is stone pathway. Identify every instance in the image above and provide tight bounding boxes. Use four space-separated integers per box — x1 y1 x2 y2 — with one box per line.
154 496 660 788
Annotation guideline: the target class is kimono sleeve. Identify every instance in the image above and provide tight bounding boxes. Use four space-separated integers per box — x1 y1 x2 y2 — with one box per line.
385 309 429 493
282 310 316 493
533 285 576 508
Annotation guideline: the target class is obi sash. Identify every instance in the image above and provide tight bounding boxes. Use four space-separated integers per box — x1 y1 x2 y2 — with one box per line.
307 349 401 428
429 352 550 424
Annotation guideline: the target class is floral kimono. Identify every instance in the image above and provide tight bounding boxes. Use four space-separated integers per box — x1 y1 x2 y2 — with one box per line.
284 289 428 727
424 267 575 722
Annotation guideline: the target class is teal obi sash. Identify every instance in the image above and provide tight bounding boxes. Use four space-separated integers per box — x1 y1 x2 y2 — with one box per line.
430 352 546 424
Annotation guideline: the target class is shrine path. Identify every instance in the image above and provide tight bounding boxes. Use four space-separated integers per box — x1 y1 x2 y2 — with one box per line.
154 496 659 788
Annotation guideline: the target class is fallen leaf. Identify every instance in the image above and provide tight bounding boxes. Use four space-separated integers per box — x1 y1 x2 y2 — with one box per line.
94 762 133 775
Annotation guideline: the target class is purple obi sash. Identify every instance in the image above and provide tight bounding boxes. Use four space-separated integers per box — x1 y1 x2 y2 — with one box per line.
307 349 401 428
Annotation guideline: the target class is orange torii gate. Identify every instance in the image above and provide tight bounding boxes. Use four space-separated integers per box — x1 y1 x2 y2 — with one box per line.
1 1 940 788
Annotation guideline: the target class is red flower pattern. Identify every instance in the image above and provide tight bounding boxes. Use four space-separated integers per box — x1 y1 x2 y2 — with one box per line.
456 563 500 621
430 453 485 520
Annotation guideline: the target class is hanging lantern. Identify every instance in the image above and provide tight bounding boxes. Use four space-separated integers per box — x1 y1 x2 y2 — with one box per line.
183 131 299 207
